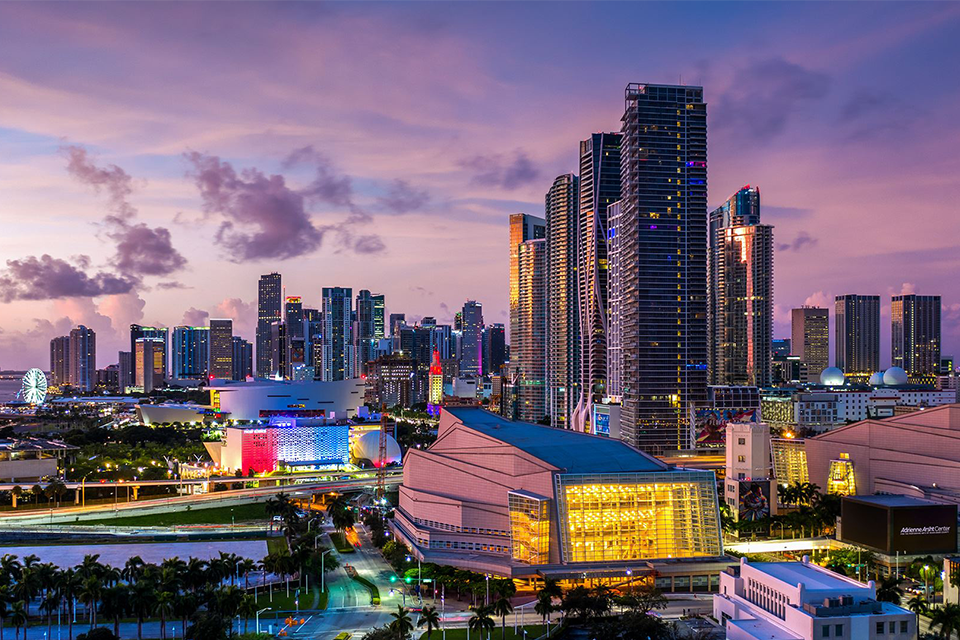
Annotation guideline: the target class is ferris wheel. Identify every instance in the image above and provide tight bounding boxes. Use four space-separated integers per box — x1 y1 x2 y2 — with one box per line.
20 368 47 405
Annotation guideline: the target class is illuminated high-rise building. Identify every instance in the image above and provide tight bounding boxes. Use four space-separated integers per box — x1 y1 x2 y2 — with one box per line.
545 173 580 429
618 84 708 454
68 325 97 391
606 200 624 398
390 313 406 337
135 337 163 393
892 294 941 376
284 296 304 339
356 290 378 374
118 351 133 392
515 239 548 423
270 321 287 379
208 318 233 379
49 336 70 387
321 287 355 381
509 214 545 355
460 300 484 376
577 132 621 424
427 350 443 416
130 325 167 383
372 294 386 340
256 273 282 377
482 324 506 376
835 295 880 375
708 185 774 387
791 307 829 382
171 325 210 379
231 336 253 381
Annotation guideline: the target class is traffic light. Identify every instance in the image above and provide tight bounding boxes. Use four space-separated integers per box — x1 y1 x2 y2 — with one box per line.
390 575 397 583
404 576 412 584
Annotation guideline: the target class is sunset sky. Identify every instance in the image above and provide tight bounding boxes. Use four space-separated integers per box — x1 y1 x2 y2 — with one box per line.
1 2 959 370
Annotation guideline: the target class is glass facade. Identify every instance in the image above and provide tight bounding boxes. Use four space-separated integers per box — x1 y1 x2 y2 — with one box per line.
827 458 856 495
508 490 551 565
555 471 721 563
771 437 808 487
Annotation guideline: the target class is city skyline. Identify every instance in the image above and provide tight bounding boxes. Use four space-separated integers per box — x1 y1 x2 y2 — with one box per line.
2 3 960 371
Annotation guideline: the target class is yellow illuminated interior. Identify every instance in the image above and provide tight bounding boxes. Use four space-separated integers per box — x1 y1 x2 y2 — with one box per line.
827 459 856 496
508 492 550 565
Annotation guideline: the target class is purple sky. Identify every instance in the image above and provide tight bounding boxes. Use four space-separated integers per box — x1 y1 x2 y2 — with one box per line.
1 2 959 371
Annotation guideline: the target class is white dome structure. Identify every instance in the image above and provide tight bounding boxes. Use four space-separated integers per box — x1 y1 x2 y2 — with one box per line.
868 371 885 386
819 367 845 386
352 430 402 467
883 366 909 386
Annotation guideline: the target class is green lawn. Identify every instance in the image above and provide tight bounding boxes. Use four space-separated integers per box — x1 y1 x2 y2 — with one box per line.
255 584 327 612
82 502 270 526
419 625 546 640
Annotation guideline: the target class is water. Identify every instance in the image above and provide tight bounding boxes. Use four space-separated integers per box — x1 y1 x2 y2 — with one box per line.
0 377 24 403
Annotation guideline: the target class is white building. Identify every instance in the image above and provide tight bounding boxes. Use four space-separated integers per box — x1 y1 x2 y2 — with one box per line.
763 387 955 431
714 556 916 640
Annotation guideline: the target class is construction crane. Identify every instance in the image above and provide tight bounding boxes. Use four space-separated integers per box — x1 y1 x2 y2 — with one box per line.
376 403 389 503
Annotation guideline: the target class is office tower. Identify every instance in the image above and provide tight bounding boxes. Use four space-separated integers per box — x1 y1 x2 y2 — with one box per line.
231 337 253 380
322 287 355 381
67 325 96 391
431 324 454 361
708 185 774 387
208 318 233 379
835 295 880 374
509 213 546 355
791 307 829 382
270 321 287 378
284 297 304 338
49 336 70 386
399 325 434 370
577 132 622 419
892 294 941 376
606 200 624 398
256 272 282 377
171 325 210 379
482 324 506 376
515 239 548 422
544 173 580 429
454 312 463 332
427 351 443 416
372 294 386 340
459 300 484 376
421 317 437 327
129 325 167 383
618 83 708 454
356 290 378 374
135 337 162 393
118 351 133 393
772 339 791 359
389 313 406 337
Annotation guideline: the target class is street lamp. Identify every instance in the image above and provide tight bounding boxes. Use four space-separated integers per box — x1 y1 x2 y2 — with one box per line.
256 608 272 634
406 554 422 602
320 549 333 594
924 565 931 601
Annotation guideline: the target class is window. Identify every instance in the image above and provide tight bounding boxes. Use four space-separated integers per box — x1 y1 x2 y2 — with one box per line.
900 621 908 633
737 455 745 462
738 438 745 445
889 622 896 634
876 622 884 634
822 625 830 638
835 624 842 636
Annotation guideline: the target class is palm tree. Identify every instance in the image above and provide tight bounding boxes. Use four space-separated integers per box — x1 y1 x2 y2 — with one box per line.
417 605 440 640
40 589 59 640
388 605 414 640
468 606 495 640
238 559 257 590
173 592 198 640
128 580 154 640
491 596 513 640
875 576 904 605
538 578 562 601
534 592 554 636
929 603 960 639
0 585 10 640
156 591 176 640
906 594 928 616
237 594 257 634
57 569 83 640
99 584 129 639
78 575 102 628
9 602 25 640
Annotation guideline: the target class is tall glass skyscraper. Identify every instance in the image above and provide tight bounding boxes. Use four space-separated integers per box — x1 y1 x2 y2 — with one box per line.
545 173 580 429
835 295 880 374
516 239 547 422
509 213 545 359
892 294 941 376
321 287 355 381
618 84 708 454
356 289 378 374
372 293 386 340
791 307 829 382
459 300 484 376
172 325 209 379
577 132 622 423
231 336 253 380
130 324 167 383
708 185 773 387
69 325 97 391
256 273 282 377
208 318 233 379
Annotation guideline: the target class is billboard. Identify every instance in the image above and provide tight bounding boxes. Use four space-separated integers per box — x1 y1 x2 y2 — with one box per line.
841 497 958 555
693 408 759 446
738 480 771 522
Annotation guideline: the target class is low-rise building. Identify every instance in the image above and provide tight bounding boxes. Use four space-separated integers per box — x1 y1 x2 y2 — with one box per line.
714 556 916 640
0 438 76 482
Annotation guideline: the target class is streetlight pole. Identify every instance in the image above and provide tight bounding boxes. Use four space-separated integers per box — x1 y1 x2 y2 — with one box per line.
320 549 332 595
924 565 930 602
256 608 271 634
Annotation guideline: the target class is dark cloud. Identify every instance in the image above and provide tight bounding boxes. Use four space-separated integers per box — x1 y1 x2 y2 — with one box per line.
458 150 539 190
64 145 136 219
185 151 327 261
0 255 134 302
181 307 209 326
838 88 923 142
282 146 356 210
156 281 189 290
378 179 430 213
353 234 386 254
714 58 830 138
777 231 818 252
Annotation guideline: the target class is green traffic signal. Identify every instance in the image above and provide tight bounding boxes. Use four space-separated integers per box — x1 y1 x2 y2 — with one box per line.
404 577 412 583
390 576 397 583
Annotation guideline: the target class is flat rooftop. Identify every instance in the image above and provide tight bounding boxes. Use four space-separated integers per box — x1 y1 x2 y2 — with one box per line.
445 407 668 473
750 561 867 593
847 494 949 508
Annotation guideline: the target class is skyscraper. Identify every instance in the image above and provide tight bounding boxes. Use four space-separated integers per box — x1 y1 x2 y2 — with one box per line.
49 336 70 386
708 185 774 387
389 313 406 337
270 321 287 379
515 239 548 422
135 337 162 393
372 294 386 340
283 297 305 376
256 272 282 377
482 324 506 376
618 84 708 454
606 200 624 398
67 325 96 391
208 318 233 379
171 325 209 379
284 297 304 339
118 351 133 392
545 173 580 429
835 295 880 374
356 290 378 374
322 287 355 381
231 336 253 380
892 294 941 376
577 132 622 421
130 325 167 383
509 214 545 354
791 307 829 382
459 300 484 376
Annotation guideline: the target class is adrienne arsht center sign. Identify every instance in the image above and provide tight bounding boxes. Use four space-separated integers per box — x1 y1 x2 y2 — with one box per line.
841 495 958 555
